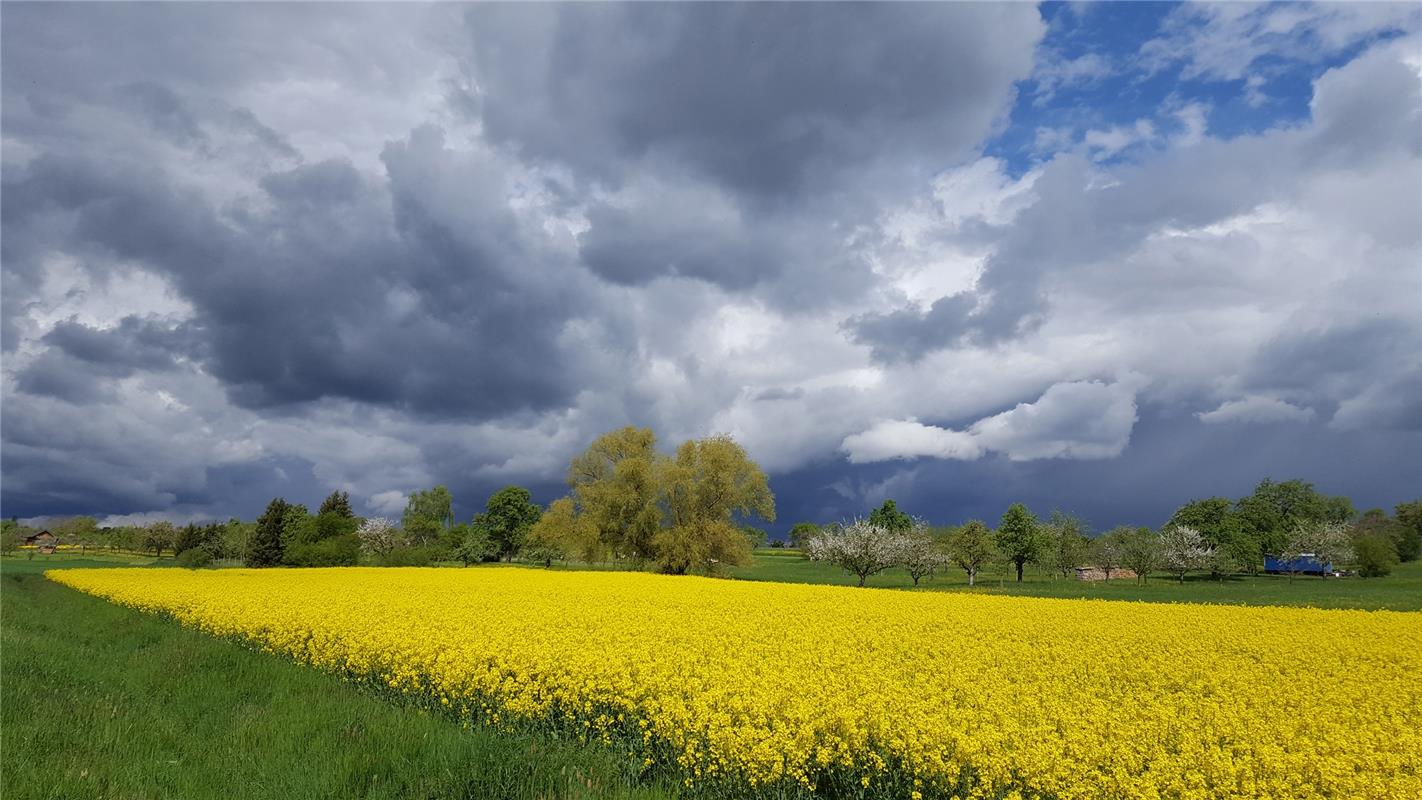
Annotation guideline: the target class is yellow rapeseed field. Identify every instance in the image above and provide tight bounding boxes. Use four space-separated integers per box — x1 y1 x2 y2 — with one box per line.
48 567 1421 799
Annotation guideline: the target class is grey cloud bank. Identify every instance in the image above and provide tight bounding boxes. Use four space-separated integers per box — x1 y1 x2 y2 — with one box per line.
2 3 1419 531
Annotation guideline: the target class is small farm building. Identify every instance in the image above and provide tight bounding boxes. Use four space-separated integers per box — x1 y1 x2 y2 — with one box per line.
23 530 57 553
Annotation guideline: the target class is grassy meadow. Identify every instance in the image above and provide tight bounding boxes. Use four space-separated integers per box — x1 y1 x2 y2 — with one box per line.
1 556 674 800
730 548 1422 611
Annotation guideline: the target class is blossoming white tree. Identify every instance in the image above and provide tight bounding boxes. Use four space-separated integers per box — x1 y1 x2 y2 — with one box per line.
898 523 946 586
1283 521 1354 580
805 519 905 587
1159 525 1212 583
356 517 398 557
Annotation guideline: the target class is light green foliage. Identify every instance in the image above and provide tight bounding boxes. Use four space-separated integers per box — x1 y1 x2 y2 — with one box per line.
527 498 602 565
518 522 563 568
310 510 359 542
995 503 1044 582
535 428 775 574
741 526 768 551
1042 511 1089 579
278 503 313 546
1091 527 1130 581
440 523 475 564
51 516 100 547
1168 497 1256 573
1202 542 1241 580
654 434 775 574
947 520 995 586
1350 508 1413 568
788 522 819 552
482 486 544 562
176 547 214 568
221 519 252 559
1233 478 1352 559
174 524 205 555
868 499 913 533
143 521 178 558
284 534 360 567
0 521 22 554
1391 501 1422 561
2 519 39 554
569 427 663 561
1120 527 1160 584
1354 533 1399 577
403 485 454 546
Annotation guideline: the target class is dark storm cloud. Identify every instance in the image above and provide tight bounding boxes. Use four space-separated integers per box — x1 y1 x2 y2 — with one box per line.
466 2 1042 293
774 404 1422 534
43 316 200 373
14 316 198 404
13 352 113 405
843 294 979 365
2 2 1418 529
578 201 782 290
1248 319 1417 392
228 107 301 162
466 3 1043 201
117 82 209 149
1 132 586 420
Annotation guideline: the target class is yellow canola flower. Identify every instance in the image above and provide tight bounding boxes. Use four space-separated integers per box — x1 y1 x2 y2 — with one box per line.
48 567 1422 799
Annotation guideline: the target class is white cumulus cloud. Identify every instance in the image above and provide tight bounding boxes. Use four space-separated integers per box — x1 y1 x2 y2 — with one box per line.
1197 396 1316 425
842 380 1139 463
842 420 984 464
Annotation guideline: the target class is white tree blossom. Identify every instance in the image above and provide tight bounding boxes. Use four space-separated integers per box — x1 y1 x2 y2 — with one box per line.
1158 525 1212 583
356 516 399 556
805 519 906 587
1284 521 1354 579
898 522 946 586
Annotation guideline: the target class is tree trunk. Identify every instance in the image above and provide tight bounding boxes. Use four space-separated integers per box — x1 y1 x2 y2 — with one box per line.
967 570 975 587
857 573 867 587
1015 561 1024 582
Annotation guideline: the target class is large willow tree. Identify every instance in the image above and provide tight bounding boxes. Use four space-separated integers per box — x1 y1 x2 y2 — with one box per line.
531 427 775 574
566 426 664 561
655 434 776 574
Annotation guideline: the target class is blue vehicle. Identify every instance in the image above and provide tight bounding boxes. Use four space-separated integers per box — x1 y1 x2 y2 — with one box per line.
1264 554 1334 575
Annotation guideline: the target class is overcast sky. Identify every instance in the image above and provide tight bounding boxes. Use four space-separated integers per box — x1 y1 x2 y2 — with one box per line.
3 2 1419 533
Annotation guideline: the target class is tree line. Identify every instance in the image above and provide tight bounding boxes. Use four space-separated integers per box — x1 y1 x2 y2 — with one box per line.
2 426 778 574
6 453 1416 585
796 479 1421 586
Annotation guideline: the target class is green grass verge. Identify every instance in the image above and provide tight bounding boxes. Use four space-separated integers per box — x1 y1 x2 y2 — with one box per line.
1 557 676 800
731 549 1422 611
